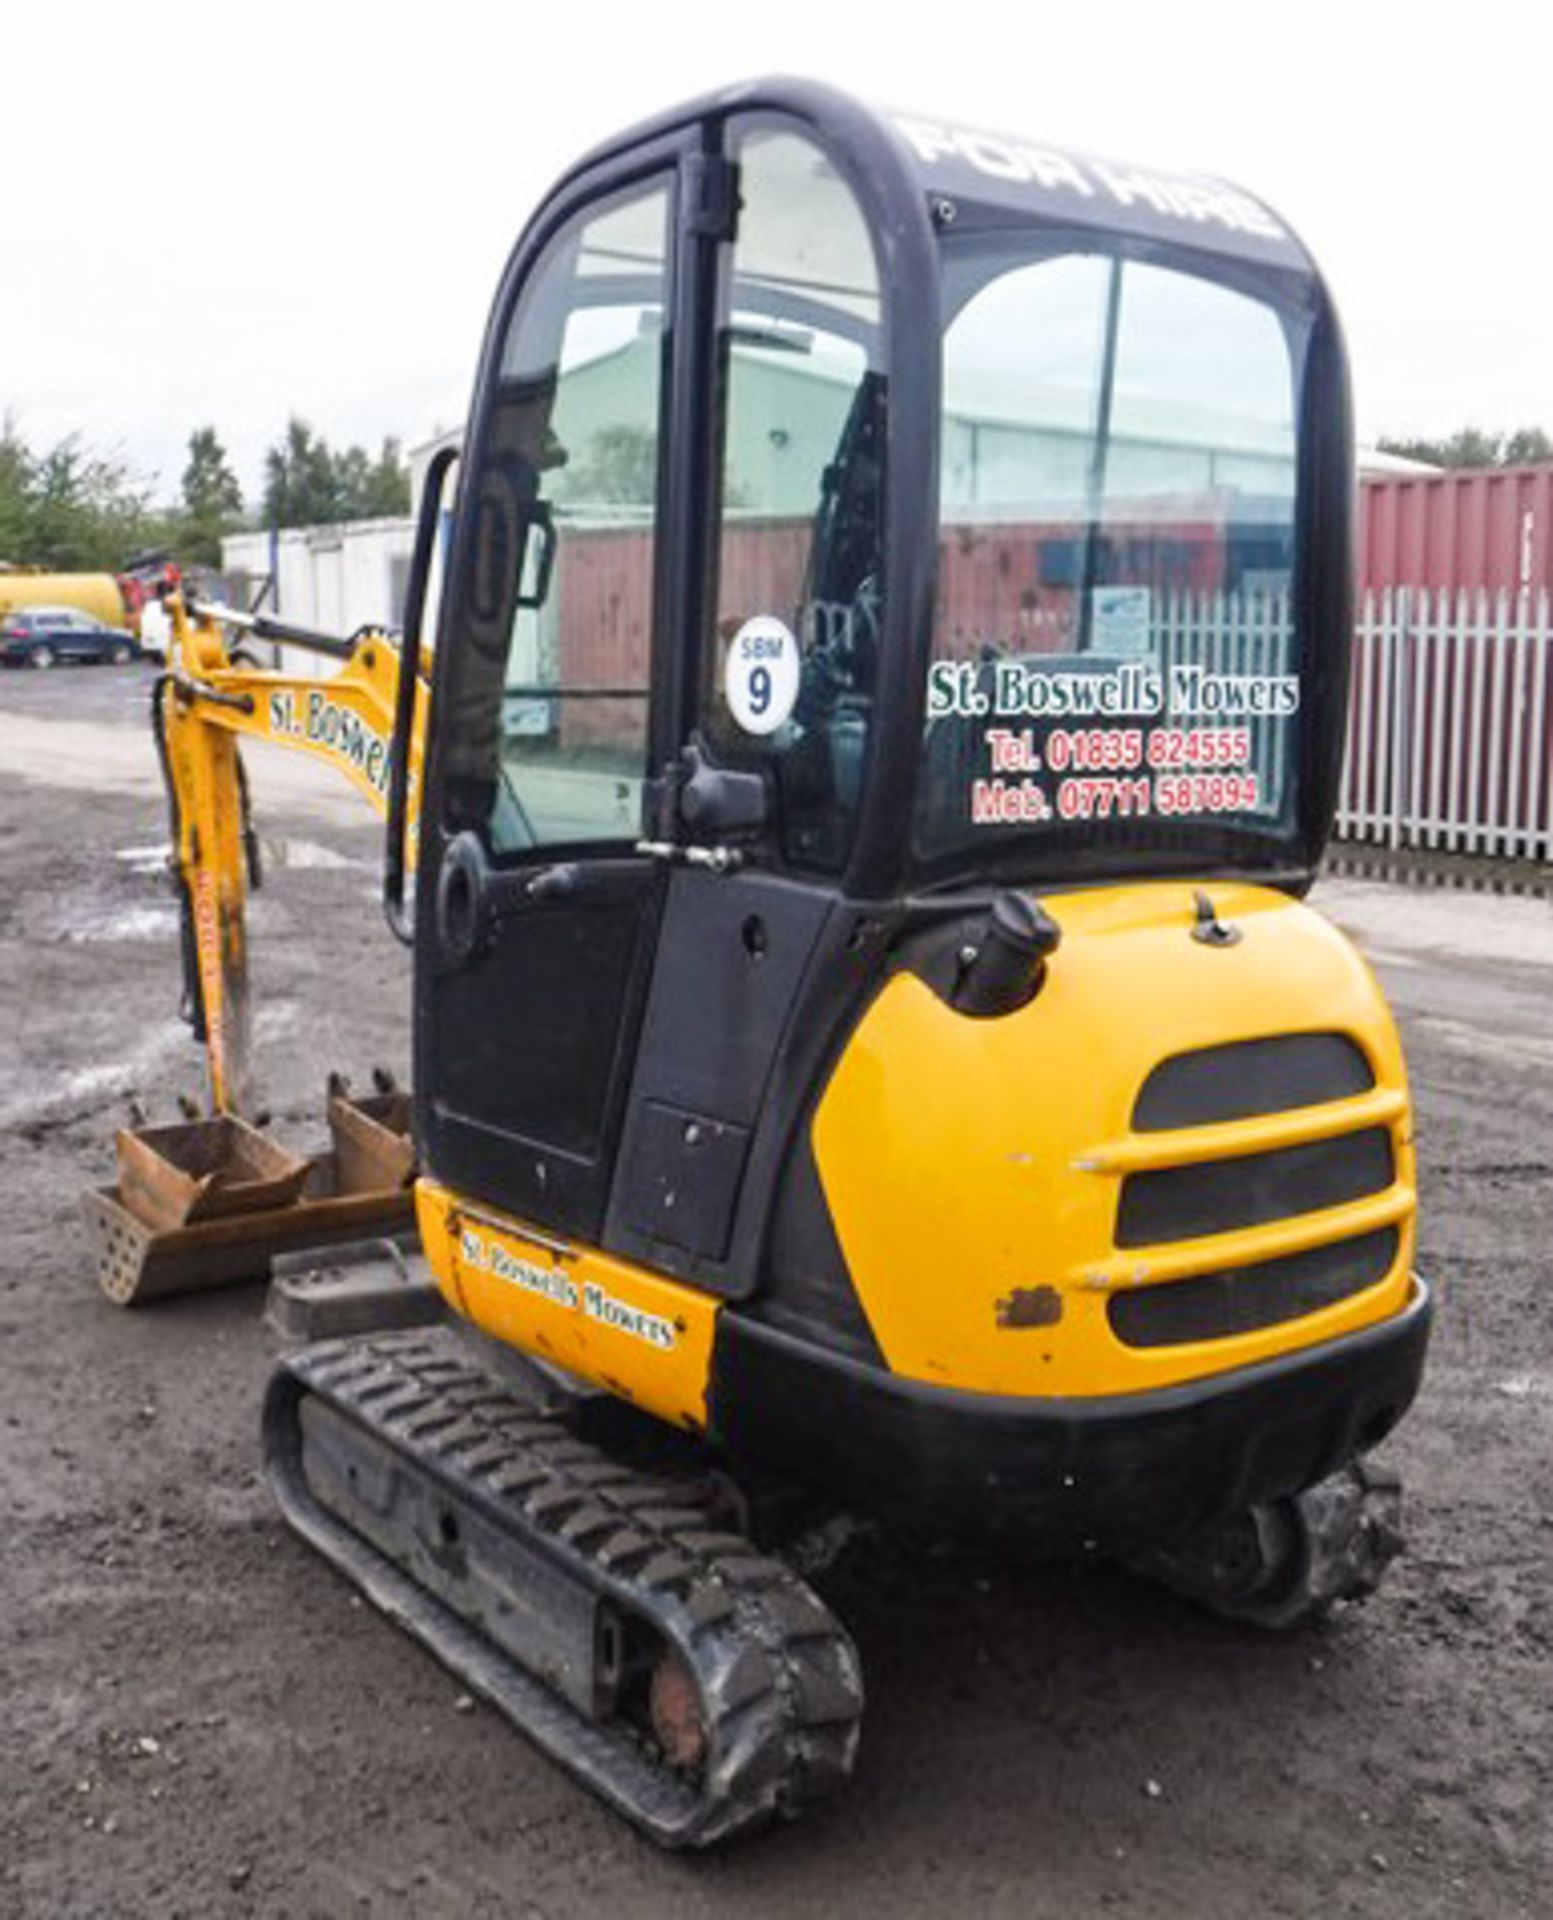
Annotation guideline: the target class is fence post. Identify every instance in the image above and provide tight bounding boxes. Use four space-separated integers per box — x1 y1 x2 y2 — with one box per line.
1535 591 1552 862
1388 588 1411 849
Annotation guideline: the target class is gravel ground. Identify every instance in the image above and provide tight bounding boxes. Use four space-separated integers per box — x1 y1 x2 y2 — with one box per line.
1 662 1549 1917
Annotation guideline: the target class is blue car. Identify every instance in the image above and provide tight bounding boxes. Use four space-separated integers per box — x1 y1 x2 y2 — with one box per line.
0 605 141 668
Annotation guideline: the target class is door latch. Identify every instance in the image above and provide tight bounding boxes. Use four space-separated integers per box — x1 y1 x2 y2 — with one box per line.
635 840 744 874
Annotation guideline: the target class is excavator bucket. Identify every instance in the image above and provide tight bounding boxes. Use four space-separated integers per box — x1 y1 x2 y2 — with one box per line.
114 1114 309 1231
326 1087 416 1192
82 1090 418 1306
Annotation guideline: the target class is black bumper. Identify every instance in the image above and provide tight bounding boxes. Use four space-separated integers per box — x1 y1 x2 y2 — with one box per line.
709 1279 1433 1550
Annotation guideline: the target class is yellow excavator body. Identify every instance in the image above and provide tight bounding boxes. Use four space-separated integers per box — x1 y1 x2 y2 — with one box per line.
414 879 1416 1419
84 79 1433 1848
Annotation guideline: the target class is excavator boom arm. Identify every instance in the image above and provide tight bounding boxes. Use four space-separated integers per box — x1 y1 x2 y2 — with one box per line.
155 593 428 1114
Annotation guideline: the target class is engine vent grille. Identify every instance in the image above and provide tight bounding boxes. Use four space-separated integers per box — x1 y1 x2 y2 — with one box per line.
1115 1128 1395 1248
1132 1033 1374 1133
1108 1227 1399 1347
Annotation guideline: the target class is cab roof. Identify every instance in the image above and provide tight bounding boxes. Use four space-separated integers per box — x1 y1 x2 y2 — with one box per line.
887 111 1311 274
567 78 1313 278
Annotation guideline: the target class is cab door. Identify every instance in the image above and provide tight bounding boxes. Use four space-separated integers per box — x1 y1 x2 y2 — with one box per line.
415 158 687 1243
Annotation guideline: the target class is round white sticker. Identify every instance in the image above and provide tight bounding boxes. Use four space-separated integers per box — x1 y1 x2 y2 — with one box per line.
725 615 800 735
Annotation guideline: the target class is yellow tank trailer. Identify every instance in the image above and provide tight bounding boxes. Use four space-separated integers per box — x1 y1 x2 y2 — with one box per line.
0 570 132 631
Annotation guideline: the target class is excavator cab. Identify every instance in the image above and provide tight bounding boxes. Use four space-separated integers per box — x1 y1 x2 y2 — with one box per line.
108 81 1432 1847
404 79 1422 1469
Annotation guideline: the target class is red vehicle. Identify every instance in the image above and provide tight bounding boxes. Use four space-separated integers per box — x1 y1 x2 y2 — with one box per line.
117 552 185 625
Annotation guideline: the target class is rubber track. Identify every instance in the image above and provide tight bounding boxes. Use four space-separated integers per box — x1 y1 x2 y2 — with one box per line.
1128 1458 1406 1630
263 1328 863 1847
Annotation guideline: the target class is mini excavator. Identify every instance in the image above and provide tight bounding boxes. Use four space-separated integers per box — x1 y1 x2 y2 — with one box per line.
85 81 1432 1845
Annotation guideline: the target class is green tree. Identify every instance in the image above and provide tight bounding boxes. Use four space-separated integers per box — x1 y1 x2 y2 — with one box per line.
262 419 411 527
0 416 34 562
332 436 409 518
358 436 410 517
1378 425 1553 469
4 431 170 570
1501 426 1553 466
263 417 344 527
179 426 243 566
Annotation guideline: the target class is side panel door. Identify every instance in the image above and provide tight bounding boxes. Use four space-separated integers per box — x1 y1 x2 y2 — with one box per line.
415 165 681 1243
602 117 892 1294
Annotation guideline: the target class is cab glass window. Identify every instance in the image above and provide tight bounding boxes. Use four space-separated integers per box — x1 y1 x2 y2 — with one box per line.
444 180 671 854
919 241 1305 873
702 124 885 871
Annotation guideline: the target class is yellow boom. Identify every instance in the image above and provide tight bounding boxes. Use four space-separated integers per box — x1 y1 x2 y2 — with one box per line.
155 592 428 1114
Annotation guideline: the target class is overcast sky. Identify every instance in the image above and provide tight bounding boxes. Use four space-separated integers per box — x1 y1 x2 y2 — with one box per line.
6 0 1551 504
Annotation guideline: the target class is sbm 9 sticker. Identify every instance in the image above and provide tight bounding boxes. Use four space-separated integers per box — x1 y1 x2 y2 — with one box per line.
725 615 800 735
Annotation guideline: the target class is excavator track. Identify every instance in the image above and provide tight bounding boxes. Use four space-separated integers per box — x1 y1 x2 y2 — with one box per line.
1127 1459 1406 1630
262 1328 862 1848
